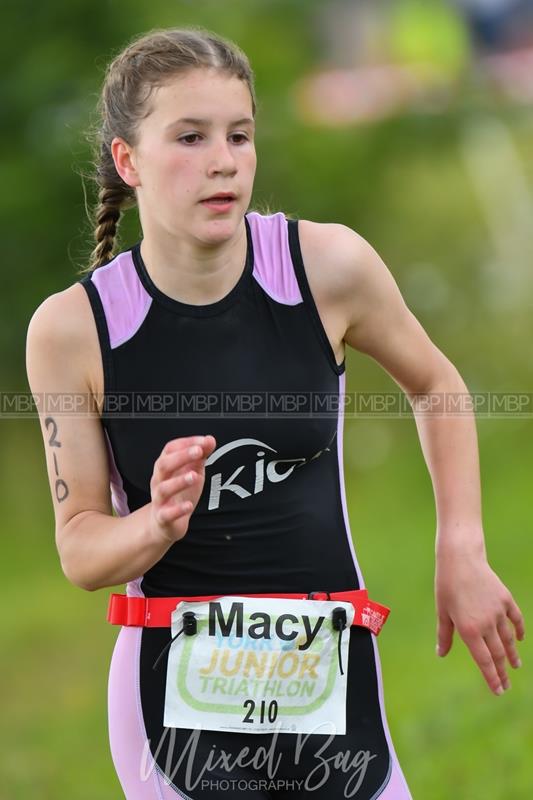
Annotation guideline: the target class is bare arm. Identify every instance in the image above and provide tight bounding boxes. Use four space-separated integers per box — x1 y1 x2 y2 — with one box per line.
299 220 525 695
26 284 215 591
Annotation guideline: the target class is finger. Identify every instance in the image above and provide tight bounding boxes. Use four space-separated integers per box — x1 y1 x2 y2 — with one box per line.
163 434 216 457
186 437 217 477
162 435 208 455
483 630 510 690
154 445 204 482
506 598 525 642
156 499 193 526
497 617 522 670
436 615 454 657
189 435 217 466
466 635 505 695
157 436 217 479
202 434 217 452
153 471 196 504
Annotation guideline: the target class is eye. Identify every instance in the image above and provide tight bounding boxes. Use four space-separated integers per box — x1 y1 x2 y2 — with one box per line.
230 133 249 144
178 133 202 145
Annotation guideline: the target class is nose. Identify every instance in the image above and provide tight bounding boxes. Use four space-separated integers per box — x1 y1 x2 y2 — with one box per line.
207 137 237 177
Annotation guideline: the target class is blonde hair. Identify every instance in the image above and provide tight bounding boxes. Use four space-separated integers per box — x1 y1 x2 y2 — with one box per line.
80 27 257 274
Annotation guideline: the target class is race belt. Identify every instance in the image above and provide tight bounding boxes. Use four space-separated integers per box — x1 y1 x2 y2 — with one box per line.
107 589 390 636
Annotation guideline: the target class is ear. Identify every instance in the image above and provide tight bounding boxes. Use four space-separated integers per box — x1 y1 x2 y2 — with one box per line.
111 137 141 188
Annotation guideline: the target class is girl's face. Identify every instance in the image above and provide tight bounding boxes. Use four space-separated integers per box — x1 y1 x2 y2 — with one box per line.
113 68 257 244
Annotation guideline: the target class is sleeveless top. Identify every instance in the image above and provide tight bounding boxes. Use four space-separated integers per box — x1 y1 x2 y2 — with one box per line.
79 210 365 600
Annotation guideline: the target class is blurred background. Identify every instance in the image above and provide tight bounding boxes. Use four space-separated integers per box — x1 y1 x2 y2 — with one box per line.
1 0 532 797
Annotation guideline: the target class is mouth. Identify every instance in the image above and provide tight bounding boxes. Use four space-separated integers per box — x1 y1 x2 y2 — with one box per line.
200 193 237 214
200 193 237 205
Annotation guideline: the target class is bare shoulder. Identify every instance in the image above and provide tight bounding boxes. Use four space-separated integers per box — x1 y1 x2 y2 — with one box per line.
297 218 368 274
297 218 380 300
26 281 103 400
28 282 91 336
296 219 382 359
297 218 450 395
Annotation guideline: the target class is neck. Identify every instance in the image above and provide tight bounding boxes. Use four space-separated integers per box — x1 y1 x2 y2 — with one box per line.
139 218 248 305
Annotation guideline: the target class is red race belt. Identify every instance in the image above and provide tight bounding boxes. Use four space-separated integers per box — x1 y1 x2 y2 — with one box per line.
107 589 390 635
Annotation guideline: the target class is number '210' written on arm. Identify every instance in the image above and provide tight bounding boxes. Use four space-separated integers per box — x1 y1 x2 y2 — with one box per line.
44 416 69 503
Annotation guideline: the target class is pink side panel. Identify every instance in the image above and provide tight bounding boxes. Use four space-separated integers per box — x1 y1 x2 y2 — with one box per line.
247 211 303 305
108 627 188 800
103 428 144 599
336 372 413 800
91 250 152 349
104 428 130 518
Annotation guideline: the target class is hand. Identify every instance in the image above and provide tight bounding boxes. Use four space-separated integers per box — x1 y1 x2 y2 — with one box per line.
435 549 525 695
149 435 216 544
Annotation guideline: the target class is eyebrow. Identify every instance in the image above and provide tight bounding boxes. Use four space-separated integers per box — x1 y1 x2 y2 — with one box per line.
166 117 255 130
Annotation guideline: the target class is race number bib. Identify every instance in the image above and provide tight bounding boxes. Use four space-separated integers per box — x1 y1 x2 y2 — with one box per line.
163 596 354 735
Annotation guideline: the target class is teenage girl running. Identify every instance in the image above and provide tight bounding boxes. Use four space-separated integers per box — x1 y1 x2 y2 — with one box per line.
26 27 524 800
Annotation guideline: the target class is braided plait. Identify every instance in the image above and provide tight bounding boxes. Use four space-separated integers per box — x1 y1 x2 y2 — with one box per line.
88 186 124 269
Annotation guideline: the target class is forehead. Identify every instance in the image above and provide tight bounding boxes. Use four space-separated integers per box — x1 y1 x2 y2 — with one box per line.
144 68 253 124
